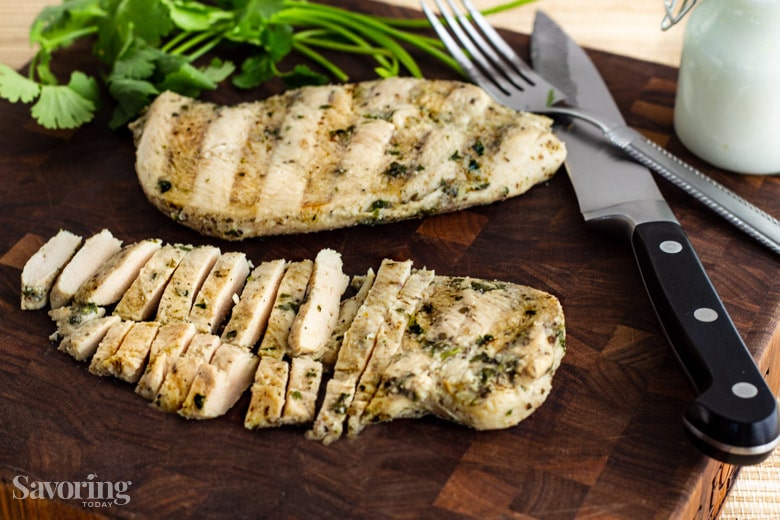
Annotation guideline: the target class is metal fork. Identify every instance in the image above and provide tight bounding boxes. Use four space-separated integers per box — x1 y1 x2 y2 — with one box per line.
421 0 780 256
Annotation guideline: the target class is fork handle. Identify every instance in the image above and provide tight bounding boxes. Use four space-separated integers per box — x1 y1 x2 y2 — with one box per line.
604 125 780 256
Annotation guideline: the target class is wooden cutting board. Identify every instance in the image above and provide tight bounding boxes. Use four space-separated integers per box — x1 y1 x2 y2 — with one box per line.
1 2 778 518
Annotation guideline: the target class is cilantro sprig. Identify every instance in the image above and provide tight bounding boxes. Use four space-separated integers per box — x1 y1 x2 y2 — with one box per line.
0 0 534 131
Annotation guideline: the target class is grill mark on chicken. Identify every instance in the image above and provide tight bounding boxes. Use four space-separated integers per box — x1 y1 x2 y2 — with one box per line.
188 104 259 212
301 86 356 209
162 101 215 208
229 98 287 208
257 87 335 215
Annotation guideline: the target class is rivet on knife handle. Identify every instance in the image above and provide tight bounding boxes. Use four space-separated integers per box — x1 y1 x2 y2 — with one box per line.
607 125 780 256
631 220 780 465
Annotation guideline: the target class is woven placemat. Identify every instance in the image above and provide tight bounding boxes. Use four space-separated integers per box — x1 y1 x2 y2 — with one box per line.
721 400 780 519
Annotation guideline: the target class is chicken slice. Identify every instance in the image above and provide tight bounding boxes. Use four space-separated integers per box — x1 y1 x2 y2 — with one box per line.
244 356 289 429
48 304 105 342
74 239 162 306
347 268 435 436
136 322 197 400
113 244 190 321
90 320 134 376
221 259 286 349
156 245 220 324
281 357 323 425
153 333 220 412
21 229 82 309
257 260 313 359
288 249 349 358
188 252 250 334
179 343 259 419
57 315 122 362
104 321 160 383
50 229 122 309
318 269 376 369
307 259 412 445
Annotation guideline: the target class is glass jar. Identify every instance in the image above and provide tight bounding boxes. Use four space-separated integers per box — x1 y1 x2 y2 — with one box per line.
673 0 780 175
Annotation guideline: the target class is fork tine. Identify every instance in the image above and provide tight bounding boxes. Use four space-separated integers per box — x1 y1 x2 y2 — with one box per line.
420 1 475 78
423 0 519 98
445 0 531 92
458 0 540 86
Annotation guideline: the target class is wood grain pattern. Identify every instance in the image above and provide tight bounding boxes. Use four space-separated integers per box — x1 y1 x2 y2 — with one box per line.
0 2 778 518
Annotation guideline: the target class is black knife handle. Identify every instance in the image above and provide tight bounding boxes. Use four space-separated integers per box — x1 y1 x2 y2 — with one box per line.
631 220 779 465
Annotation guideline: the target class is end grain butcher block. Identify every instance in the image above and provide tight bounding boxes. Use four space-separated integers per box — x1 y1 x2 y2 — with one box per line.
1 1 779 518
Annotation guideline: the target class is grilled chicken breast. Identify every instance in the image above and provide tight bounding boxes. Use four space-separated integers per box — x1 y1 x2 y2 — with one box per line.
25 230 566 440
131 78 566 240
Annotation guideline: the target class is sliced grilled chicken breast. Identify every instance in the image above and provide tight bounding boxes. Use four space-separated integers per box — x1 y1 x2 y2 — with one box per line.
114 244 189 321
288 249 349 358
245 356 289 429
131 78 566 240
221 259 287 349
58 315 122 362
179 343 259 419
50 229 122 309
156 245 220 324
48 304 105 342
105 321 160 383
281 357 324 425
21 229 82 309
90 320 134 376
74 239 162 306
308 259 412 445
319 269 376 369
136 322 197 400
347 268 435 436
257 260 313 359
26 229 566 441
153 333 221 412
188 252 250 334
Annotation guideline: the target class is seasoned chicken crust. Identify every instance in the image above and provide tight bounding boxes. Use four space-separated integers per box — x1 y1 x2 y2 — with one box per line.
131 78 565 240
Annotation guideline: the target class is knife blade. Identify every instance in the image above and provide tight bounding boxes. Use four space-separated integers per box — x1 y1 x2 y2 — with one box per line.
530 10 779 465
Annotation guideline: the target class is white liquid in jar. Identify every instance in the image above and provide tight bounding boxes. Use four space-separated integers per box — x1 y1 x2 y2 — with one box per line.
674 0 780 175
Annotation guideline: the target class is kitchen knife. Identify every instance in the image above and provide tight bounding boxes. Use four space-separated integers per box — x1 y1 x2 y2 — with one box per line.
531 12 780 258
530 10 779 465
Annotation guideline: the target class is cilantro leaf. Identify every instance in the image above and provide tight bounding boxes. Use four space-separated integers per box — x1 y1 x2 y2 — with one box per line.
107 77 159 129
30 0 104 53
30 72 98 129
281 64 329 90
158 59 233 97
96 0 174 64
162 0 233 32
232 55 273 89
0 64 41 103
112 39 165 80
